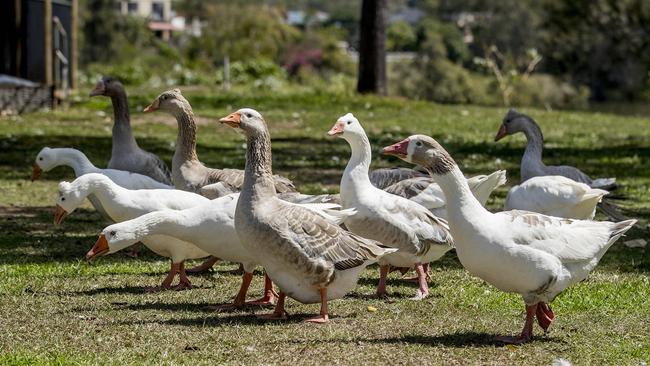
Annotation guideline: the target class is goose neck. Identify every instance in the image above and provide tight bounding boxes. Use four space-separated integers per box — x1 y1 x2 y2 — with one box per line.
57 149 98 176
110 93 137 149
73 175 121 204
172 105 199 165
432 166 489 223
521 121 544 165
342 134 373 186
241 129 277 202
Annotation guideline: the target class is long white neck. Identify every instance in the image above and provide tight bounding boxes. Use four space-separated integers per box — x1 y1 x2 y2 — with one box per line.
340 133 373 198
432 166 491 228
71 175 124 210
53 149 100 176
120 210 194 246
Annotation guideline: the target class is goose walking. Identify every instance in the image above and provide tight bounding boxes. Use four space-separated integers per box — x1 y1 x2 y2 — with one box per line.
383 135 636 343
219 108 395 323
328 113 453 299
55 173 210 291
90 76 172 184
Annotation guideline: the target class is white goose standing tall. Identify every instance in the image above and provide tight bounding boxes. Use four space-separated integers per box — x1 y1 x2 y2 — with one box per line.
328 113 453 299
383 135 636 344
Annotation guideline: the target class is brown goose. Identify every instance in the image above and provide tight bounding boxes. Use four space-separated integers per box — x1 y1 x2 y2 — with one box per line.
219 108 395 323
143 89 296 197
90 76 172 185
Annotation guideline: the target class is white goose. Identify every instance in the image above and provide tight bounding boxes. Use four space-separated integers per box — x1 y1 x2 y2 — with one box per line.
505 175 608 219
383 134 636 344
32 147 172 220
55 173 209 291
219 108 396 323
328 113 453 299
87 194 353 309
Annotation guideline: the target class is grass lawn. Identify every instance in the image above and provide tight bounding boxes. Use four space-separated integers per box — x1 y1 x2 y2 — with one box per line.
1 89 649 365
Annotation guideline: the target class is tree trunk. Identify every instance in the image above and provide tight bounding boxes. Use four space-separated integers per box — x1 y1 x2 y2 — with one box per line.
357 0 387 95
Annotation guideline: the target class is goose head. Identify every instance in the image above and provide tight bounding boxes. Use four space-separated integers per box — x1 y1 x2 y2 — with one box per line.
86 225 137 261
53 181 84 225
494 109 534 141
32 147 56 180
143 89 187 114
219 108 266 136
383 135 456 175
89 76 125 97
327 113 365 142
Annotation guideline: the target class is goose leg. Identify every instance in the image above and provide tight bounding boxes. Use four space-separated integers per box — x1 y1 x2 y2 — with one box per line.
186 256 220 274
257 291 288 320
411 263 429 300
304 288 329 324
246 273 278 306
146 261 180 292
403 263 432 283
204 271 254 312
174 262 192 291
495 304 536 344
536 302 554 332
376 265 390 298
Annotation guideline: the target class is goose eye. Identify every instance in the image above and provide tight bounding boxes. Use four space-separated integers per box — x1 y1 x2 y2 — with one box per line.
39 157 43 161
347 121 351 125
61 197 66 201
161 95 167 100
109 231 116 236
415 141 422 147
246 113 252 118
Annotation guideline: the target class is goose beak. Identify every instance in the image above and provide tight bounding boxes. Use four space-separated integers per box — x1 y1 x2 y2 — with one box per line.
494 124 507 142
327 121 345 136
382 139 409 159
143 99 159 113
31 164 43 181
89 81 105 97
219 112 241 128
53 204 69 225
86 234 109 262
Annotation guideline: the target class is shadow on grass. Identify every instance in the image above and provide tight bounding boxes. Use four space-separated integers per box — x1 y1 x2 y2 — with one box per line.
115 312 330 326
365 332 557 348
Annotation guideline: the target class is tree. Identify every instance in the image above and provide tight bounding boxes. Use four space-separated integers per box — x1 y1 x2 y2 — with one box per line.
357 0 387 94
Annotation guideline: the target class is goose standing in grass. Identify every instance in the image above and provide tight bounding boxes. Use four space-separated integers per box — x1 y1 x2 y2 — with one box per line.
143 89 296 197
219 108 396 323
383 134 636 344
328 113 453 299
87 194 353 309
494 109 617 190
55 173 210 291
505 175 608 219
32 147 171 221
89 76 172 185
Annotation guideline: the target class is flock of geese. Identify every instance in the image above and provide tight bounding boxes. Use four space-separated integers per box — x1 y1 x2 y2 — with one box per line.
31 76 637 344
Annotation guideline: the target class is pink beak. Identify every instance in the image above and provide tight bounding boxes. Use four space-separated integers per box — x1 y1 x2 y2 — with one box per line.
89 81 105 97
327 121 345 136
382 138 410 159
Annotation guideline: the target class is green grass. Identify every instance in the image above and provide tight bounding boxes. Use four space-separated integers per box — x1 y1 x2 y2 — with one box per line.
1 89 649 364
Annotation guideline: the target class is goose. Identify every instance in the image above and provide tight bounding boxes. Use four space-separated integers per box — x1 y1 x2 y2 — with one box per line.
219 108 396 323
328 113 453 300
505 175 608 219
383 134 636 344
54 173 210 291
90 76 172 185
32 147 171 221
86 194 354 309
142 89 296 197
494 109 616 190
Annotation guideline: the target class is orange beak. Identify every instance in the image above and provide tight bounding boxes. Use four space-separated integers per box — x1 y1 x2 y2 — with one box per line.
382 138 410 159
31 164 43 181
143 99 160 113
89 80 105 97
327 121 345 136
494 124 508 142
219 112 241 128
53 204 69 225
86 234 109 261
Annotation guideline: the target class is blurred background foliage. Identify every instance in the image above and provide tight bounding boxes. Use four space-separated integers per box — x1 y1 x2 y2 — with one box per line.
77 0 650 109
